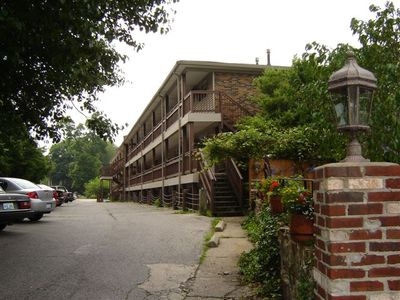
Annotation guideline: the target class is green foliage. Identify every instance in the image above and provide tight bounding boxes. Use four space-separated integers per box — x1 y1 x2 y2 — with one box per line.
0 0 178 142
201 47 346 165
238 206 286 298
254 46 347 162
297 258 315 300
84 177 109 199
0 123 50 181
153 198 162 207
279 179 314 219
256 175 284 197
279 179 305 207
48 122 117 193
202 3 400 165
351 2 400 163
201 117 278 166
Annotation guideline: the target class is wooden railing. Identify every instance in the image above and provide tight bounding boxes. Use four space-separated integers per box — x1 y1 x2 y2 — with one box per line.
183 90 217 115
165 157 180 177
166 105 179 129
109 89 256 205
100 165 113 177
125 89 257 164
198 151 216 214
225 158 243 209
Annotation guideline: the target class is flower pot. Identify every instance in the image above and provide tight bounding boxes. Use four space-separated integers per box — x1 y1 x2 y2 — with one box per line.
289 214 314 242
269 194 284 214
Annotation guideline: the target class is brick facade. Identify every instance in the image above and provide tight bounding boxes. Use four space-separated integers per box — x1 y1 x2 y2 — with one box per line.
214 72 261 115
313 162 400 299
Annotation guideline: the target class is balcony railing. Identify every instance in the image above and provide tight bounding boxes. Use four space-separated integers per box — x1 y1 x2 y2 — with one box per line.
108 89 257 203
164 102 179 129
183 90 217 115
125 90 256 163
100 165 113 177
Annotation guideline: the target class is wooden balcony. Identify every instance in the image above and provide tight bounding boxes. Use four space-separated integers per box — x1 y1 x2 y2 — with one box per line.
100 165 113 180
183 90 217 115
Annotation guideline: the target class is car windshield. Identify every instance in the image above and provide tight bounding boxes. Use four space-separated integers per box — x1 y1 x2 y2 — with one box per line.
0 186 4 193
10 178 39 189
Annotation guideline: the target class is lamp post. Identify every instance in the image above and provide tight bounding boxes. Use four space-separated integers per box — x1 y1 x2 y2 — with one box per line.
328 51 377 162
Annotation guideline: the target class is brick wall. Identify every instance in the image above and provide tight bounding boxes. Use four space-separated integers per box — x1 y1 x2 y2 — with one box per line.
313 162 400 299
214 72 261 115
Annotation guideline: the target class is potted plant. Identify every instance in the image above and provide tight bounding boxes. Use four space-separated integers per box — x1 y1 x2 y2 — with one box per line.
280 178 315 242
256 176 284 214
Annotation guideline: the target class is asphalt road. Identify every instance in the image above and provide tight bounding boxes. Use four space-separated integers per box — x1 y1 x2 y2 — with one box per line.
0 199 211 300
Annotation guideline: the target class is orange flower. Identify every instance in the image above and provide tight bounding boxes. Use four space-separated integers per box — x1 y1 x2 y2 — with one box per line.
269 181 280 192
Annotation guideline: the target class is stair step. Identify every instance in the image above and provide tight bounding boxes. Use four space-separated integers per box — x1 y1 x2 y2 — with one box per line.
215 196 234 201
214 190 235 197
210 171 244 217
215 203 240 208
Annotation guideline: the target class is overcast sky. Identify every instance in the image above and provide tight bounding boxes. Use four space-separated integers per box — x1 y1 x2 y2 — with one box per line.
92 0 395 146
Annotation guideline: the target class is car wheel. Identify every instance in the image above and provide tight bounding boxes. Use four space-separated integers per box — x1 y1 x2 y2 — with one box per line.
0 224 6 231
29 213 43 222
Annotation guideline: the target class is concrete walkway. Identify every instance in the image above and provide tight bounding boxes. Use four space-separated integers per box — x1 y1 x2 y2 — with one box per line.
184 217 259 299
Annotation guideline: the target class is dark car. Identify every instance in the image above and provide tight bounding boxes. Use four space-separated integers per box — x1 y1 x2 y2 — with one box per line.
51 185 74 203
0 186 32 231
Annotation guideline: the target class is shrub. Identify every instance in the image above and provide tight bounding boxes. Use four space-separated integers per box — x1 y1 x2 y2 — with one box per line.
153 198 162 207
84 177 109 199
239 204 286 298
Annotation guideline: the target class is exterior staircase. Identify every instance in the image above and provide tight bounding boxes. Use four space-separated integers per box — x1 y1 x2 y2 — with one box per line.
213 172 244 216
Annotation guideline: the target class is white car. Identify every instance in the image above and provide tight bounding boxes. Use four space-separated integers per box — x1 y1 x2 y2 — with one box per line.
0 177 56 221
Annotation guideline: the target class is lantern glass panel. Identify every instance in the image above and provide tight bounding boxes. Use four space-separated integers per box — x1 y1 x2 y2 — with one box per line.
359 88 373 125
331 89 348 126
348 86 358 125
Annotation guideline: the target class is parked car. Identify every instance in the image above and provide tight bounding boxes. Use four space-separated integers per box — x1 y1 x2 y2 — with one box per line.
51 185 74 203
0 177 56 221
37 184 62 207
0 186 32 231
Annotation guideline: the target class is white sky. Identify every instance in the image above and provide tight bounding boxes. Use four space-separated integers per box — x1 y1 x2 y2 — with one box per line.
89 0 396 146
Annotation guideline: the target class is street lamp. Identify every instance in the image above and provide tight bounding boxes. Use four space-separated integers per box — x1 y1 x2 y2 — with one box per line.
328 51 377 162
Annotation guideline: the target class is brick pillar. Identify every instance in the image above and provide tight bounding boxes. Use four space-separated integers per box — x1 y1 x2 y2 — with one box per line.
313 162 400 300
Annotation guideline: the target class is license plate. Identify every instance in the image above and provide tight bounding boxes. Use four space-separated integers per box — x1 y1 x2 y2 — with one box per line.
46 203 52 209
3 203 14 210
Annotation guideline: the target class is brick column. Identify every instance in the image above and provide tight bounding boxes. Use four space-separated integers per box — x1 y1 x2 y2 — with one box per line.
313 162 400 300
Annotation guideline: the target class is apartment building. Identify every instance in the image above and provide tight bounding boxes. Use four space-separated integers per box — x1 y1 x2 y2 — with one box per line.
102 60 277 215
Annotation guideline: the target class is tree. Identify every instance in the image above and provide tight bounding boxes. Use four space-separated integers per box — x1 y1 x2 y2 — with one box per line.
0 118 50 182
48 123 117 193
202 1 400 165
351 2 400 162
84 177 109 199
0 0 178 142
203 48 347 165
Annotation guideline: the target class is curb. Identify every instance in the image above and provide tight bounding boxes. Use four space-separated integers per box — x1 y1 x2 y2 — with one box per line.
207 233 219 247
214 220 226 232
207 220 226 248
